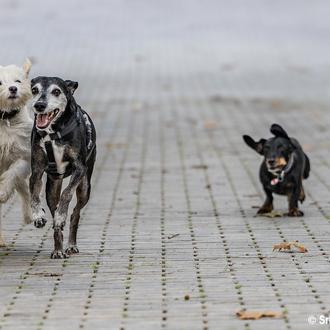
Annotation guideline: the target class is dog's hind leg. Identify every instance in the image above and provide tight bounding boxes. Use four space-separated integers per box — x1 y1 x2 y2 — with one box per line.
16 179 32 224
0 204 5 247
66 174 91 255
299 185 305 203
287 183 304 217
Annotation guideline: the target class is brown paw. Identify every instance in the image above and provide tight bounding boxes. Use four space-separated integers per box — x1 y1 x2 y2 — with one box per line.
257 205 273 214
287 208 304 217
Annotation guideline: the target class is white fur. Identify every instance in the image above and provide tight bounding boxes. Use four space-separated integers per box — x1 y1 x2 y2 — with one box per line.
45 84 67 114
31 206 45 224
0 60 33 246
40 135 69 175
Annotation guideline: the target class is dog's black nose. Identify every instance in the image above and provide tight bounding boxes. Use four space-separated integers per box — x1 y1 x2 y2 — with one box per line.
34 102 47 112
267 159 276 166
9 86 17 93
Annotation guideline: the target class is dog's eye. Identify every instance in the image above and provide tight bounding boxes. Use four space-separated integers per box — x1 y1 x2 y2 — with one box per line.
32 87 39 95
15 80 21 83
0 81 2 86
52 88 61 97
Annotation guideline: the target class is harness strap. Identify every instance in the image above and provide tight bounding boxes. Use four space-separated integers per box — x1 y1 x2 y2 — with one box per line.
44 141 62 176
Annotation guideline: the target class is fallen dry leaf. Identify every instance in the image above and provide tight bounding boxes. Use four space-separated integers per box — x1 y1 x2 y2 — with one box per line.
302 143 315 152
27 272 63 277
191 164 208 170
292 242 308 253
273 241 308 253
273 242 291 252
236 310 283 320
106 143 128 150
168 233 180 240
203 120 218 130
260 211 283 218
270 99 282 109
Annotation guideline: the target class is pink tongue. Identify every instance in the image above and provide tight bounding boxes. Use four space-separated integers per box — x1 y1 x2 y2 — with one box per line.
36 114 50 128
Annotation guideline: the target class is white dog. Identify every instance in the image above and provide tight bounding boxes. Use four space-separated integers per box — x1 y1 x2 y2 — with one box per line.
0 59 33 246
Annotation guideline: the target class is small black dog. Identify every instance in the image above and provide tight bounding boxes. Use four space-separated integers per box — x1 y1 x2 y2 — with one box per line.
243 124 310 217
29 77 96 258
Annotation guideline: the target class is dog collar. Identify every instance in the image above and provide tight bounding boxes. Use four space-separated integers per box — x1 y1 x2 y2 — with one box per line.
0 109 20 120
270 153 296 186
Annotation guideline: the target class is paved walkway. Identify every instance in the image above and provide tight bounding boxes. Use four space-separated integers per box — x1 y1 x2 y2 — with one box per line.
1 1 330 329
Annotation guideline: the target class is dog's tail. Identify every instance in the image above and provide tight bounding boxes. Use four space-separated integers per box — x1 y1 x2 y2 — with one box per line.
303 153 310 179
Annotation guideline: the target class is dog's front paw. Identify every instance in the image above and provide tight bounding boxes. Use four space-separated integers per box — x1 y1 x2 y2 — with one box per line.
34 217 47 228
33 209 47 228
287 208 304 217
65 245 79 255
0 190 11 203
50 250 68 259
257 205 274 215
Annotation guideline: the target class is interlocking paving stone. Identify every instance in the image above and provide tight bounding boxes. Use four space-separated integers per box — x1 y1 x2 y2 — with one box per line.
1 1 330 329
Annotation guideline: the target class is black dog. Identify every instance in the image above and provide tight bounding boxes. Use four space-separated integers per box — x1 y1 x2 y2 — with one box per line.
29 77 96 258
243 124 310 217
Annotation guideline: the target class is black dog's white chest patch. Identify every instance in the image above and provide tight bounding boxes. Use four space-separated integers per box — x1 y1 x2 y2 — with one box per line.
41 136 69 175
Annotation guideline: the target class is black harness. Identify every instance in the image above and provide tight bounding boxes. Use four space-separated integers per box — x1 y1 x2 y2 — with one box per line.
36 110 95 177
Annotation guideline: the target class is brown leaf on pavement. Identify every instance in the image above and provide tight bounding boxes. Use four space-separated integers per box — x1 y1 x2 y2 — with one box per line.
261 211 283 218
203 120 218 130
273 241 308 253
236 310 283 320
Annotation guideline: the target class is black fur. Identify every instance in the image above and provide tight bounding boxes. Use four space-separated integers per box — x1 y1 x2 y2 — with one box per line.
30 76 96 258
243 124 310 217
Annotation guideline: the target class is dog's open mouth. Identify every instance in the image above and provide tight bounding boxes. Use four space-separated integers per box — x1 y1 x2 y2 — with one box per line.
8 95 17 100
36 109 59 129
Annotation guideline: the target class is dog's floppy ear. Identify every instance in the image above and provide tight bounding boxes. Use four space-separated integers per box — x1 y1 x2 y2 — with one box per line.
65 80 78 95
22 58 32 76
243 135 266 155
270 123 289 139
